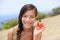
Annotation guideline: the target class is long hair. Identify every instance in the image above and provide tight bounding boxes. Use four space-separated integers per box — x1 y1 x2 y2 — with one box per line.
17 4 37 40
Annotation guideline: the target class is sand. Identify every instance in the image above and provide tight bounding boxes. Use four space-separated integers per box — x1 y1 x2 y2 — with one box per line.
0 15 60 40
41 15 60 40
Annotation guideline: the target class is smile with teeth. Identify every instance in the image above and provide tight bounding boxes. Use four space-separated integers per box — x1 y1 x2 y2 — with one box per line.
24 22 31 26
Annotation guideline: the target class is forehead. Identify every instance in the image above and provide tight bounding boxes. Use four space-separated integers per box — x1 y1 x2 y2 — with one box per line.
23 10 35 16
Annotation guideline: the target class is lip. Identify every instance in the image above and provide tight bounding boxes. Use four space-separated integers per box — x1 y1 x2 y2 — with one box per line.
24 22 31 26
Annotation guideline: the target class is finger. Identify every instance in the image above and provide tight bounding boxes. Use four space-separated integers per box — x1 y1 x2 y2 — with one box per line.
34 29 43 35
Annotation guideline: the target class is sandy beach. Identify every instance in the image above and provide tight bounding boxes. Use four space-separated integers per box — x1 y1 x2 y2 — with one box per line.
42 15 60 40
0 15 60 40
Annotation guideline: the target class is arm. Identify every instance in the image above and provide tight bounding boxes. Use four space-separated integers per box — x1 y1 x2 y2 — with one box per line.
33 26 45 40
34 32 42 40
8 28 13 40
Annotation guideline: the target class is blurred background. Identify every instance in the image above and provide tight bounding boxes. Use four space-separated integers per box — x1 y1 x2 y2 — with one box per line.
0 0 60 40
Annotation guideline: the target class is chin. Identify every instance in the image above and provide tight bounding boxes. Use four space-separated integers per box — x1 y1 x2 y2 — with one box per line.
24 26 32 29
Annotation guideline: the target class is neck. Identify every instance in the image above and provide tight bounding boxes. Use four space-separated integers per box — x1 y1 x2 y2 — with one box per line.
23 27 33 32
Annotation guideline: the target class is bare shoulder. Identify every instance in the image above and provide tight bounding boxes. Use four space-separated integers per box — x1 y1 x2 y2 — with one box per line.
8 25 18 35
8 28 13 35
8 25 18 40
8 28 13 40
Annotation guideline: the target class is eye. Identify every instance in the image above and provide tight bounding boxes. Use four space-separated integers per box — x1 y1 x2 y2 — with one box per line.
30 16 35 18
23 15 27 18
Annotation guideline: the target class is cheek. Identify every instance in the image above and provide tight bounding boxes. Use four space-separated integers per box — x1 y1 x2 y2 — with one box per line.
22 17 36 24
22 18 25 23
30 18 36 23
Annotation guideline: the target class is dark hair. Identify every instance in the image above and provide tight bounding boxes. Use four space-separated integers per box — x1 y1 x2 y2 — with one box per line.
17 4 37 40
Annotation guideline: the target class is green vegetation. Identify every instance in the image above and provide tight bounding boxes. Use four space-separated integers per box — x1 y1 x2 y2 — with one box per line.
36 7 60 20
0 27 4 30
52 7 60 15
1 18 18 29
0 7 60 30
36 12 47 20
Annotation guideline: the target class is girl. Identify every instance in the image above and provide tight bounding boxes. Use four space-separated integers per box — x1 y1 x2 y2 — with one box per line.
8 4 44 40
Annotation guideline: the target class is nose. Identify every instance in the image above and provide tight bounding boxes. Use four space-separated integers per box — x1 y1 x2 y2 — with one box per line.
26 17 30 22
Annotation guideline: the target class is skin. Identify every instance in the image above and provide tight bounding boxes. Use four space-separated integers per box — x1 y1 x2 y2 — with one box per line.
8 9 44 40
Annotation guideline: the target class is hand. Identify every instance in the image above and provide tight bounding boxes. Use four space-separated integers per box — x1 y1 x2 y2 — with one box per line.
33 26 44 40
34 26 44 35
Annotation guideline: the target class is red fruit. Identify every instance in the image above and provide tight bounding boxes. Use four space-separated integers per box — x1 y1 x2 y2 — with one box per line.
37 22 44 29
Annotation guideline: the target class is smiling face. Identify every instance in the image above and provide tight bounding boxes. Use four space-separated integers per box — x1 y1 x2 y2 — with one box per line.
22 9 36 29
